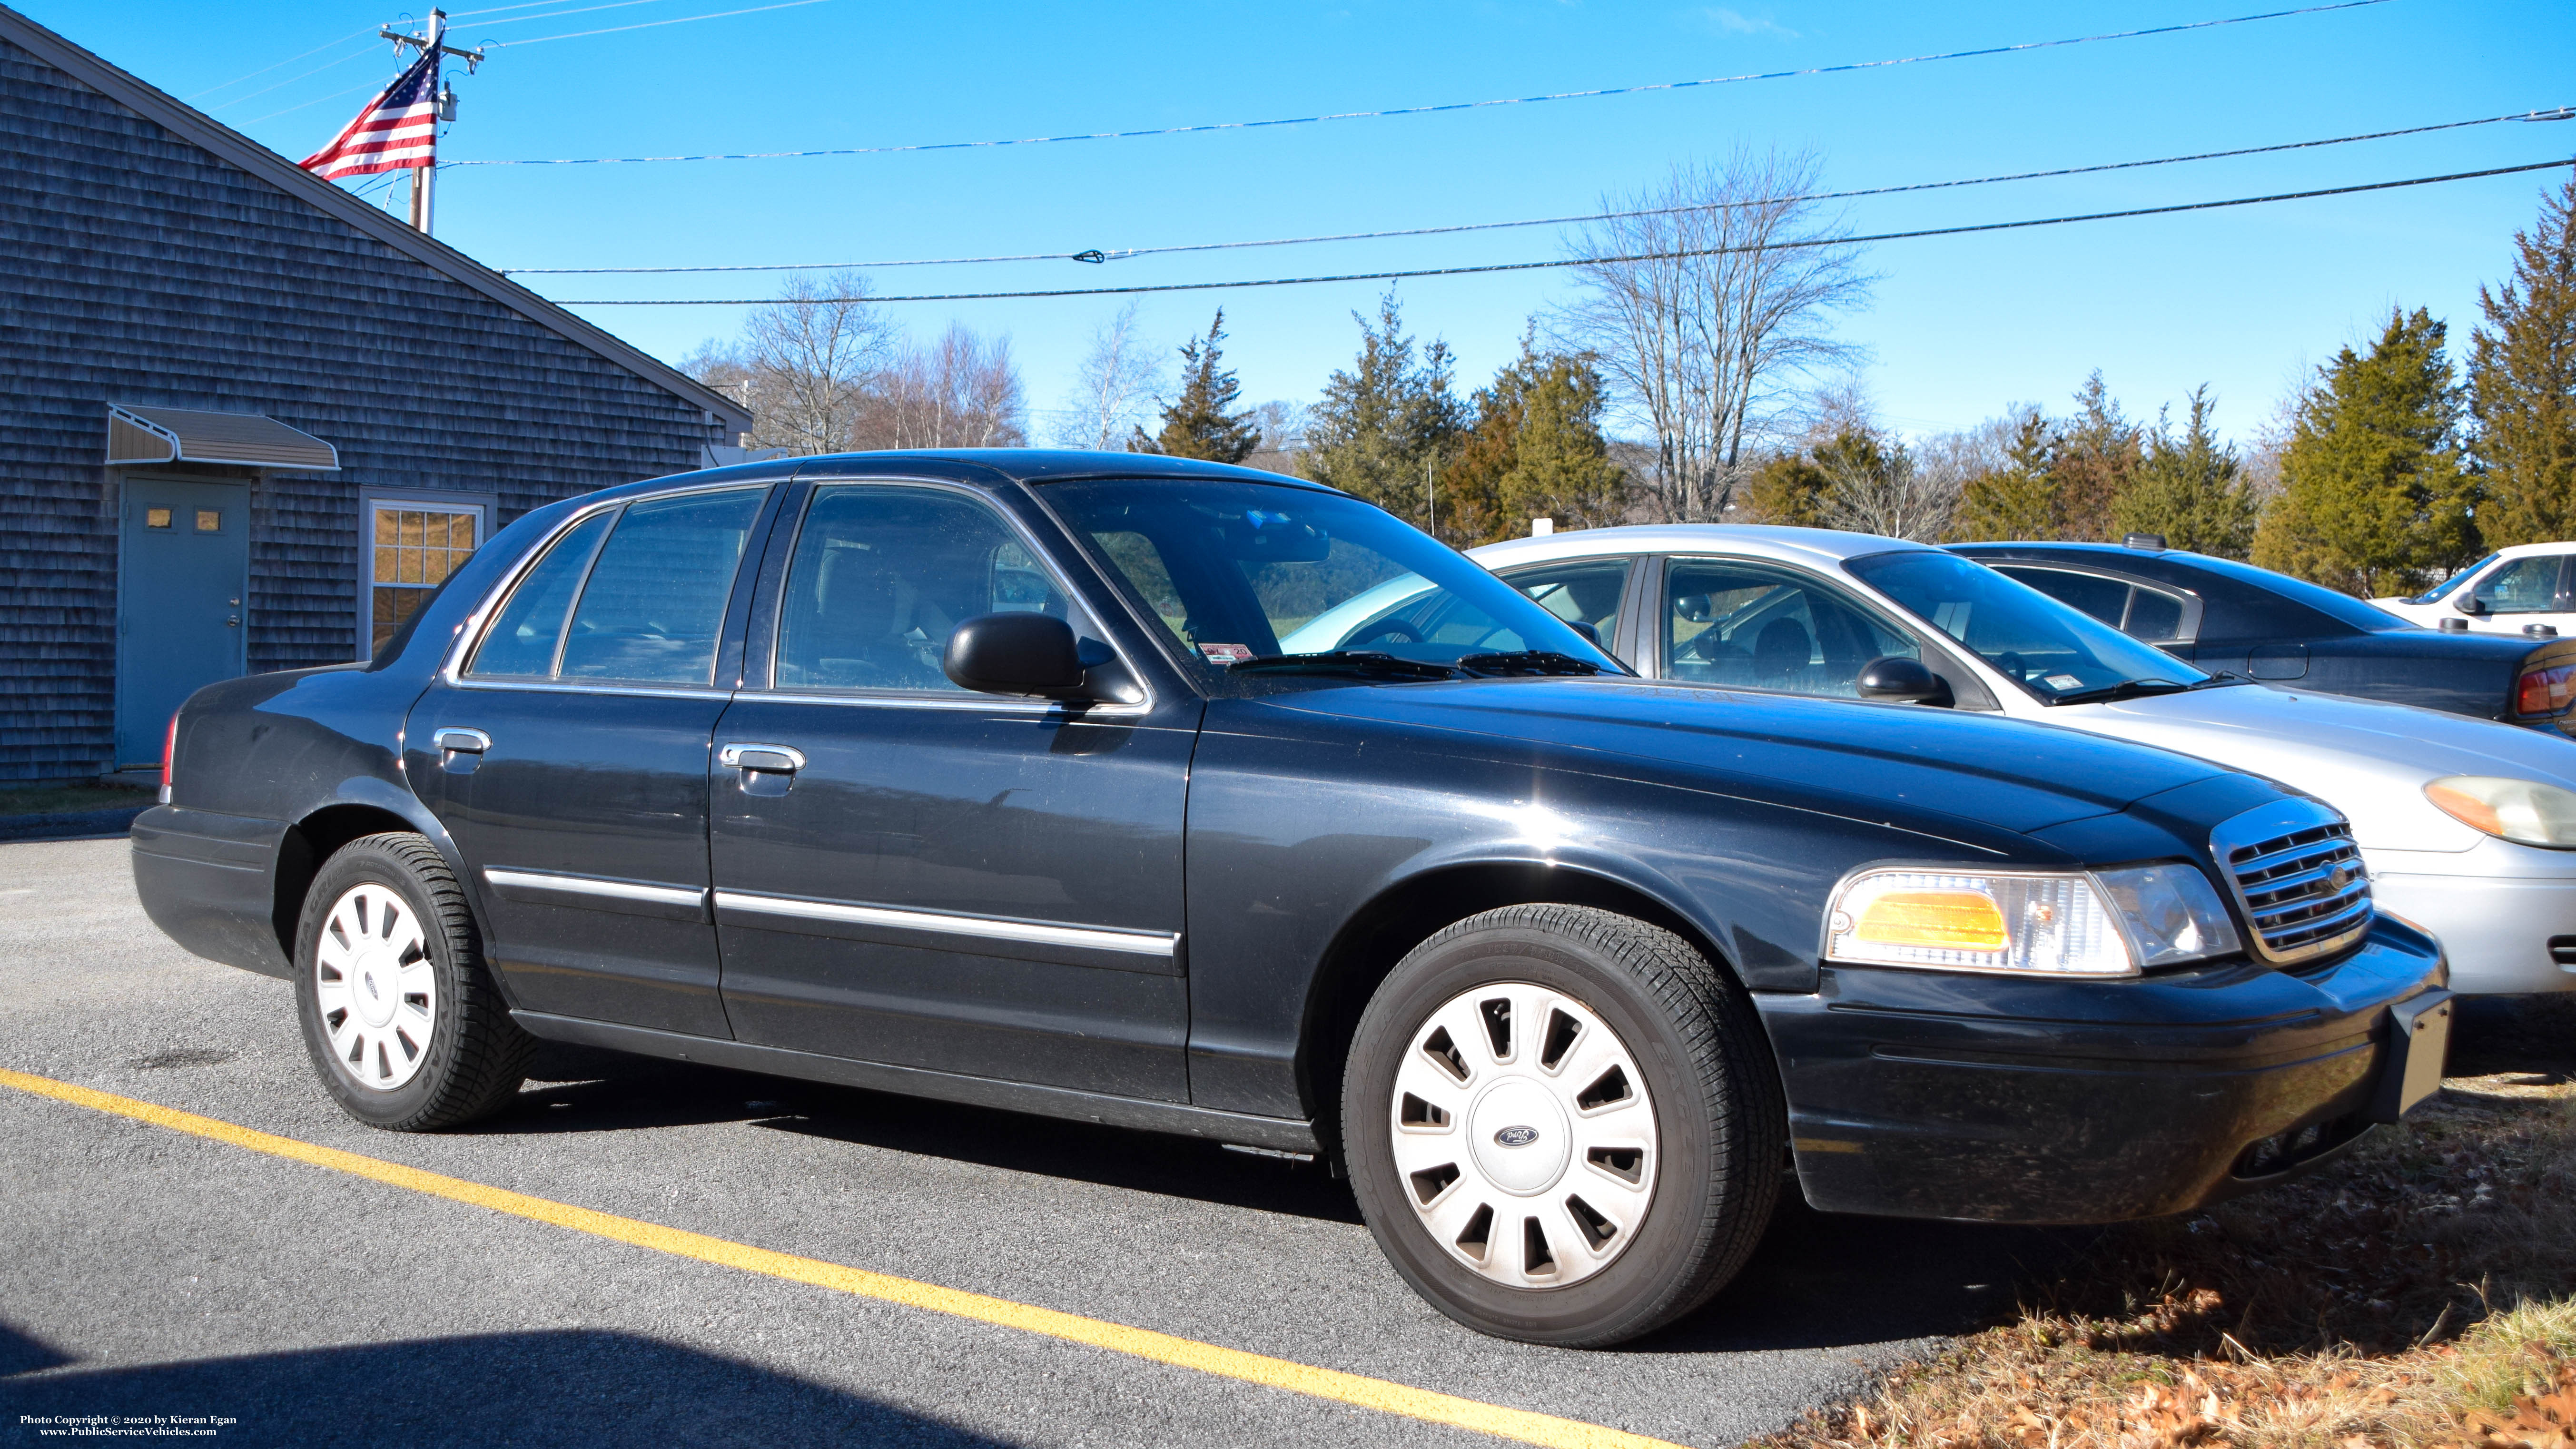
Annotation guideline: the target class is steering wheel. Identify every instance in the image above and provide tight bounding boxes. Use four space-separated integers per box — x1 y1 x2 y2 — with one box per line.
1343 620 1423 648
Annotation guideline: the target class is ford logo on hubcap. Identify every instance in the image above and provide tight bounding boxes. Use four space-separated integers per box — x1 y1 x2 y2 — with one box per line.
1493 1125 1540 1148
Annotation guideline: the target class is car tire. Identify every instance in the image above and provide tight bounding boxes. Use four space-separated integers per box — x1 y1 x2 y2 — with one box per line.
1342 904 1783 1347
293 832 534 1131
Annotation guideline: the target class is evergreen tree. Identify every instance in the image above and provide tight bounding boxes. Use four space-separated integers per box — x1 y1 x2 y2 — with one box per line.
1499 354 1626 537
1947 409 2060 541
1302 293 1470 535
2253 307 2479 595
1741 451 1829 527
2471 177 2576 547
1131 310 1261 463
2111 386 2258 558
2049 373 2142 541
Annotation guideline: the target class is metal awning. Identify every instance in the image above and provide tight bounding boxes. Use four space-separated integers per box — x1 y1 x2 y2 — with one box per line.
106 404 340 471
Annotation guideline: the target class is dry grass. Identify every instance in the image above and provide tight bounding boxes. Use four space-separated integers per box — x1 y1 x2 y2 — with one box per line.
1760 996 2576 1449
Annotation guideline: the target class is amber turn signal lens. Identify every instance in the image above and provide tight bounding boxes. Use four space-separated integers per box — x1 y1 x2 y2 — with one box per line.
2424 782 2506 836
1853 890 2009 951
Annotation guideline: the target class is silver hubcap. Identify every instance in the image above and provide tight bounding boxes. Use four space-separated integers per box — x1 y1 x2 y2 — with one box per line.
314 883 436 1091
1388 982 1658 1289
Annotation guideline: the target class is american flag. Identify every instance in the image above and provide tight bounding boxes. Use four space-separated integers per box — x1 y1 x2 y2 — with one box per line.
299 49 440 180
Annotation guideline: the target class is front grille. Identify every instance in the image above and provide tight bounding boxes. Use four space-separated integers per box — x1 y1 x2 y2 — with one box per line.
2210 799 2373 966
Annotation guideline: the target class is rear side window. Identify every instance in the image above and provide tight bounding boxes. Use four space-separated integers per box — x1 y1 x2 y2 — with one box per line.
559 490 766 684
466 512 612 679
464 488 763 685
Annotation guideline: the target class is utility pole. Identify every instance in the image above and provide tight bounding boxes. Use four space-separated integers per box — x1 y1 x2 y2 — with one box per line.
378 10 482 235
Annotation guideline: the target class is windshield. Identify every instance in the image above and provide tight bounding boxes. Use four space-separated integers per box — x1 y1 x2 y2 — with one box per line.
2408 553 2498 606
1041 479 1619 679
1846 550 2214 703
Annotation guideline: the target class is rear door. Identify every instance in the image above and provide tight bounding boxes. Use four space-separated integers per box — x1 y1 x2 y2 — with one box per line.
707 479 1197 1101
405 483 777 1039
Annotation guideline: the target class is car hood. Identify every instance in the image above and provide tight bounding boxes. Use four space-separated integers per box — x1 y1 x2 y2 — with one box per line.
1266 677 2236 841
2055 682 2576 852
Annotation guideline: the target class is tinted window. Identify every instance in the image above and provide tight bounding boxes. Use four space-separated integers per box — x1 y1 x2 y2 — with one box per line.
2124 587 2186 641
1498 559 1630 656
1995 566 2192 644
2001 567 2127 627
1047 480 1613 674
1851 549 2211 702
2475 555 2564 615
774 486 1072 692
465 511 612 679
1662 558 1918 697
556 489 764 685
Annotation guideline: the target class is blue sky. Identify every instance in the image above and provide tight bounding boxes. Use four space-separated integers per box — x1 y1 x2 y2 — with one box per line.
37 0 2576 445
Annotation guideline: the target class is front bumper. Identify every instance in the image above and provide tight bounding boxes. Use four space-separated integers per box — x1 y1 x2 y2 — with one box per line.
1758 919 2447 1225
2370 845 2576 995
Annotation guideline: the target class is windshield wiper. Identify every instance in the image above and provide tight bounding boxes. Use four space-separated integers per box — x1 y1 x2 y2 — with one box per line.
1455 650 1610 678
2047 677 2194 705
1227 651 1464 680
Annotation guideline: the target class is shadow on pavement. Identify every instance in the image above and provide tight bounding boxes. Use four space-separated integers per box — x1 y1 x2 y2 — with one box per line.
0 1320 76 1377
490 1044 2075 1352
2447 993 2576 1081
0 1328 1011 1448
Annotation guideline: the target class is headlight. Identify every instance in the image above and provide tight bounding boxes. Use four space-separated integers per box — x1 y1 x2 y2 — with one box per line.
2424 775 2576 847
1826 864 2241 977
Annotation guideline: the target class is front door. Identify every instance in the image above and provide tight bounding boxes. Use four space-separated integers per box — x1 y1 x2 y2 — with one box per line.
709 481 1196 1102
116 476 249 767
405 484 775 1040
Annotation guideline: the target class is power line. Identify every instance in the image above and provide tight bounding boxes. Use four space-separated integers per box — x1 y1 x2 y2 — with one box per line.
543 155 2576 305
500 107 2574 275
186 25 377 101
484 0 834 47
449 0 2396 168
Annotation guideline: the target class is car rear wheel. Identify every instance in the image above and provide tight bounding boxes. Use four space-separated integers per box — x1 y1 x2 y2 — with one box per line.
1343 904 1783 1346
293 832 534 1131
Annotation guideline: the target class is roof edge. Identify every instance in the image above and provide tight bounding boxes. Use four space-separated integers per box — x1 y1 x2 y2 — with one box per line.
0 4 752 438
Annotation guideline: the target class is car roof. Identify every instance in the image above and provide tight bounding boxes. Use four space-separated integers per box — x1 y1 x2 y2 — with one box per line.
1469 523 1937 569
603 449 1332 506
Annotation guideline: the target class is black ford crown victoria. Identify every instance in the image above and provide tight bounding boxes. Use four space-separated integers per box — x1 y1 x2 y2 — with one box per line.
135 452 2450 1347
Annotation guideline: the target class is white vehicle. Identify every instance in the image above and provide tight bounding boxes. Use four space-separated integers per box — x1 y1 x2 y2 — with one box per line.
2373 542 2576 639
1291 525 2576 996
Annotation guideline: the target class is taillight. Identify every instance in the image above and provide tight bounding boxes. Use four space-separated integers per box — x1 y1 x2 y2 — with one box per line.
2517 663 2576 716
160 711 179 804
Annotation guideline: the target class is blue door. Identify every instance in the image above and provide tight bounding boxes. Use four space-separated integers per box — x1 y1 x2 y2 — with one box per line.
116 477 249 768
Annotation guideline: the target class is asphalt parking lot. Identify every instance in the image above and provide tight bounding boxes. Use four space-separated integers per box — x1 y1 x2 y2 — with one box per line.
0 836 2077 1449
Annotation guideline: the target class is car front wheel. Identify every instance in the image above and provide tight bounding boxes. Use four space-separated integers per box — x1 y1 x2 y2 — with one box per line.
293 832 534 1131
1343 904 1783 1346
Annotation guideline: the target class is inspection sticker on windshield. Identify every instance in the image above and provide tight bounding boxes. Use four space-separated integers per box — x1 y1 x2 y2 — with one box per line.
1199 643 1253 664
2045 673 2084 690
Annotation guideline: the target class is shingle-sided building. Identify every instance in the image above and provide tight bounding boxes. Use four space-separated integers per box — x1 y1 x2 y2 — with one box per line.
0 5 754 785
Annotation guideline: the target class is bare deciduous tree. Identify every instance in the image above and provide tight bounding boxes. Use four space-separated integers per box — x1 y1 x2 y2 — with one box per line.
860 323 1028 449
1053 303 1164 450
736 271 895 455
1556 151 1872 522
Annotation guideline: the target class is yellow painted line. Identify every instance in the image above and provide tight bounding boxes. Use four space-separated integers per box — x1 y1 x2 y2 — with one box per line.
0 1066 1680 1449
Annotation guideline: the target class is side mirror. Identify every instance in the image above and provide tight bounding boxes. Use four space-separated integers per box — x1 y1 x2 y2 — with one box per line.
2457 595 2487 616
1565 620 1602 647
944 612 1087 697
1856 655 1947 704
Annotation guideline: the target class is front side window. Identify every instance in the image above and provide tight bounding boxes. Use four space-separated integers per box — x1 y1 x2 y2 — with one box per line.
1043 479 1615 679
2474 555 2566 615
1661 558 1918 697
370 501 482 656
464 487 763 685
773 485 1074 692
1993 566 2193 644
1850 550 2215 704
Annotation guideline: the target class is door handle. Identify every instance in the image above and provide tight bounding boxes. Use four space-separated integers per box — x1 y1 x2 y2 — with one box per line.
433 728 492 754
719 743 806 773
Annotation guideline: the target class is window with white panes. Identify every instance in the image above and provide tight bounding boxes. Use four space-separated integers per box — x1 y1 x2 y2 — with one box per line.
369 501 483 655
